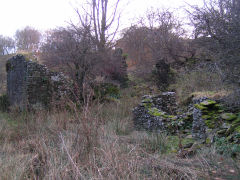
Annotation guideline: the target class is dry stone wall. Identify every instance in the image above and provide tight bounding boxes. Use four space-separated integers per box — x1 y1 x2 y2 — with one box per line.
6 54 72 110
132 92 188 132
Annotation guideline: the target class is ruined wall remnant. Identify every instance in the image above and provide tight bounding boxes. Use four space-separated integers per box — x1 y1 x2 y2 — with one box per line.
133 92 181 131
7 54 71 110
6 55 28 108
191 97 208 140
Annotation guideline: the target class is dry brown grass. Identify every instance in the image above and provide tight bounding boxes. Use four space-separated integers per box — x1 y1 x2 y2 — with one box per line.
0 93 239 179
170 68 234 104
191 90 230 100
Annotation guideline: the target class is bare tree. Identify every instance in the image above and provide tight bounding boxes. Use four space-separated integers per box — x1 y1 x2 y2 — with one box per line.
69 0 129 86
118 9 197 89
140 9 187 63
119 9 191 77
40 0 128 100
187 0 240 84
0 35 15 55
15 26 42 52
188 0 240 53
74 0 122 52
40 26 96 99
119 26 150 66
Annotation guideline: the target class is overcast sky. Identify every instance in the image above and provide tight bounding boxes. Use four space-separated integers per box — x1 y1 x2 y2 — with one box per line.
0 0 202 37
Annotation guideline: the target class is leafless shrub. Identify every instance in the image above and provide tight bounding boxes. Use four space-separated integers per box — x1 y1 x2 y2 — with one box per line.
15 26 41 52
119 9 194 87
0 36 15 55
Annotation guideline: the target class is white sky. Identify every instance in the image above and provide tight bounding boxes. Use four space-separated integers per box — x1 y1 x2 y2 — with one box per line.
0 0 202 38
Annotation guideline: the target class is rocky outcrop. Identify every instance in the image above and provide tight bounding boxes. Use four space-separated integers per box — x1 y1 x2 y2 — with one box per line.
6 54 72 110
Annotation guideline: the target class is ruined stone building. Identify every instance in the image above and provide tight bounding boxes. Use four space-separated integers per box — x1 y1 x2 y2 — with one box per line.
6 54 71 110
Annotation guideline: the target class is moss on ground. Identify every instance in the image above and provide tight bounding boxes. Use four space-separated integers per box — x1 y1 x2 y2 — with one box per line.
165 136 195 153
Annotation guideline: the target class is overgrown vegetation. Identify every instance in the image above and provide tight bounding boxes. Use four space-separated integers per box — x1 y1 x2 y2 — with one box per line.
0 0 240 179
0 74 239 179
171 66 228 103
0 92 239 179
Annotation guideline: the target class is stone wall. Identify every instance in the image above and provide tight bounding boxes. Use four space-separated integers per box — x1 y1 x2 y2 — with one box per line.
132 92 187 132
133 92 240 146
6 54 71 110
7 55 28 108
191 97 209 139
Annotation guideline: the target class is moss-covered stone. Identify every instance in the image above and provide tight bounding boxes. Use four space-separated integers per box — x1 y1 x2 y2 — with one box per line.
194 99 227 132
200 100 217 107
205 137 211 144
225 120 240 135
168 115 178 120
218 110 224 113
142 98 152 103
147 107 178 121
143 102 153 109
148 107 165 117
232 118 240 126
205 120 216 129
202 115 211 119
226 125 237 135
221 113 237 121
217 129 227 135
195 100 221 112
235 126 240 133
194 103 208 110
